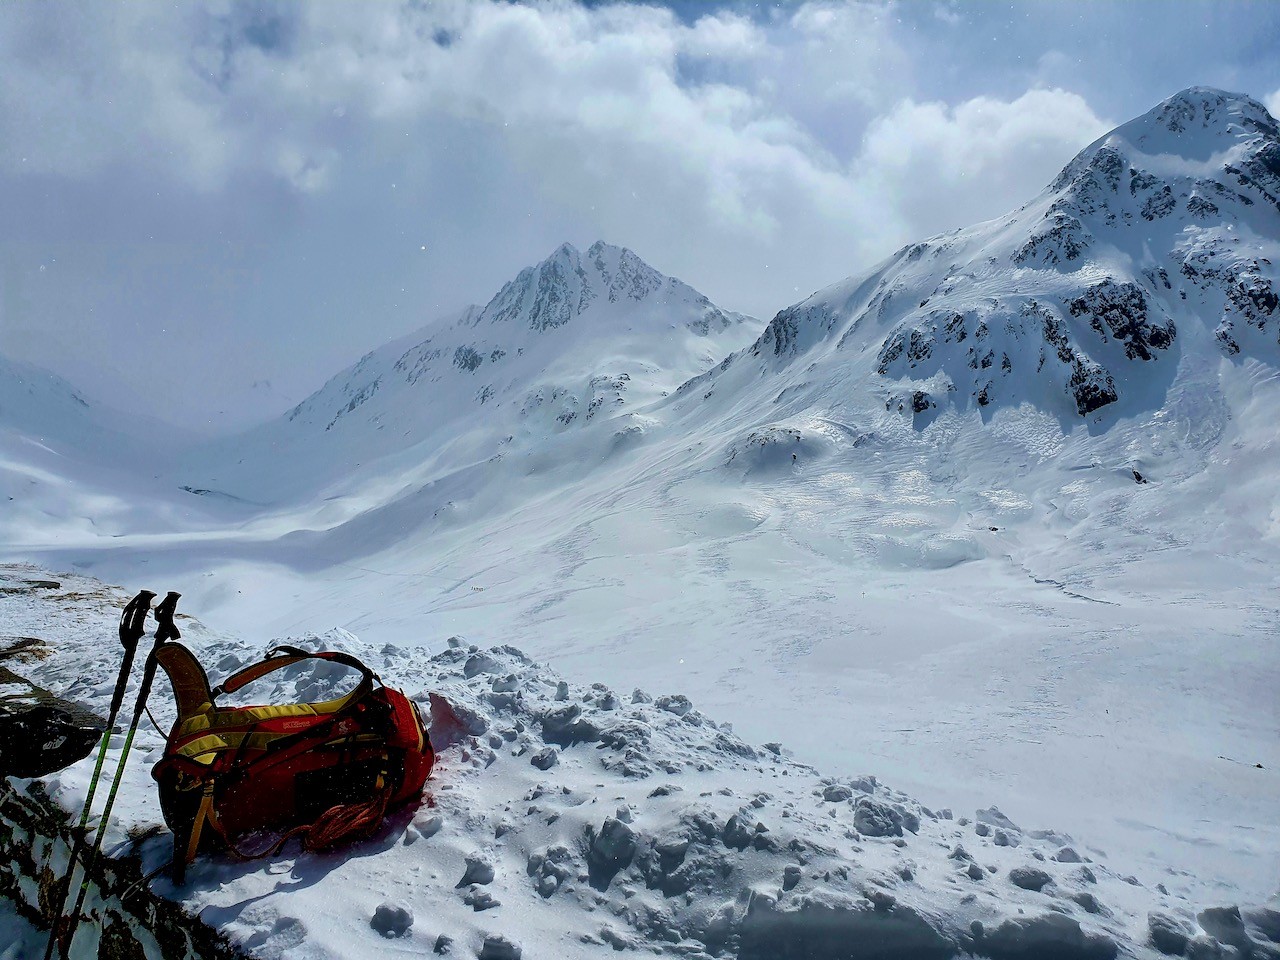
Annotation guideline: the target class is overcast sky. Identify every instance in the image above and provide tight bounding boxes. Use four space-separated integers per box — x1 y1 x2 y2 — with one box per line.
3 1 1279 431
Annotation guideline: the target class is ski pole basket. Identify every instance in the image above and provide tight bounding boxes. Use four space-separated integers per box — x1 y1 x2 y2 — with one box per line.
151 643 433 882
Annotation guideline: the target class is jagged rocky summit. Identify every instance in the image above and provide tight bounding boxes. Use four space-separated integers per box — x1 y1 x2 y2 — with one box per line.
716 87 1279 423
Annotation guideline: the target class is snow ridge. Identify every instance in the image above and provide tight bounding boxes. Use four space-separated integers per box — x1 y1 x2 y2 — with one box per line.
706 87 1280 424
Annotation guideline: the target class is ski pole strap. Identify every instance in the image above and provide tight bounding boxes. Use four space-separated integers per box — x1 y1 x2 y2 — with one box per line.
213 646 376 699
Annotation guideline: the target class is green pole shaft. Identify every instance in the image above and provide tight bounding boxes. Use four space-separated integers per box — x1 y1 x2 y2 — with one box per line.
60 725 141 955
42 588 153 960
57 591 177 960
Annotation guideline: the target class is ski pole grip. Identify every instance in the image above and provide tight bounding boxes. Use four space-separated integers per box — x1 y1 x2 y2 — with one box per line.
109 591 155 718
131 593 181 724
118 591 156 648
154 592 182 644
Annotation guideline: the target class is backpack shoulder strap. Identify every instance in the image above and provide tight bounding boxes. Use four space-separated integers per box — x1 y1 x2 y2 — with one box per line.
154 643 214 722
212 646 377 701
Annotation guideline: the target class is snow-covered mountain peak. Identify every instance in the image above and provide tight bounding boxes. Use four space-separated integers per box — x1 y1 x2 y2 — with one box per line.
1106 86 1278 163
183 242 759 500
477 240 709 334
699 88 1280 426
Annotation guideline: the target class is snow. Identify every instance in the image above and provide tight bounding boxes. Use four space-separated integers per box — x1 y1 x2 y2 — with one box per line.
2 569 1276 959
2 87 1280 955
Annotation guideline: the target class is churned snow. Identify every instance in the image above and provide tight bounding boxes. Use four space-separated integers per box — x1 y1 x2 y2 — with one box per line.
3 569 1276 959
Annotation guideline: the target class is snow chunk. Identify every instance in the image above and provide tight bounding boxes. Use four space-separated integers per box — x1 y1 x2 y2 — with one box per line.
478 934 521 960
369 903 412 939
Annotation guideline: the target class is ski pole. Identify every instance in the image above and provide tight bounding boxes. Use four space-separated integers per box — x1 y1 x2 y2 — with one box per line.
55 592 181 960
41 590 154 960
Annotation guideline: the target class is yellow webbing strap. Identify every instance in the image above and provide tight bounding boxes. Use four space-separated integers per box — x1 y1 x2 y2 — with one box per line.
171 687 367 740
184 781 216 868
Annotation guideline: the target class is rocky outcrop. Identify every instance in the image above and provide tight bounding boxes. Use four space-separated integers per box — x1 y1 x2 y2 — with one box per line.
0 644 102 779
0 780 245 960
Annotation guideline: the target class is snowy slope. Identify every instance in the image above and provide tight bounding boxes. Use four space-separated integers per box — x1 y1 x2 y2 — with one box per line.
0 356 199 548
675 87 1279 429
5 569 1278 960
181 241 758 504
2 88 1278 923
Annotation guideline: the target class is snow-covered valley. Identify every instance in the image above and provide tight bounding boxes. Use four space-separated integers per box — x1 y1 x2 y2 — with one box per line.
2 87 1279 956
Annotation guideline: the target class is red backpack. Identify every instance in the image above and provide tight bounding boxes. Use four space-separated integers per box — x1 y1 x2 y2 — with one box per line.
151 644 433 882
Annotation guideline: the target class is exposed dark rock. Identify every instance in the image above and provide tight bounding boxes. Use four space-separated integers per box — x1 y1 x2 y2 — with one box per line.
853 797 904 838
738 892 955 960
1068 280 1175 361
755 304 833 358
586 817 637 889
370 903 413 938
1148 911 1192 955
1073 893 1102 915
457 856 495 887
0 666 103 778
478 934 522 960
530 747 558 770
1244 905 1280 944
723 814 755 850
980 913 1118 960
656 694 693 716
539 703 601 746
1068 361 1119 416
1197 906 1253 956
1141 186 1177 221
783 865 802 891
1014 209 1092 266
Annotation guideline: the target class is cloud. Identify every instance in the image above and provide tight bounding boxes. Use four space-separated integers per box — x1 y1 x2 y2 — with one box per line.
0 3 1102 241
854 89 1111 237
1265 88 1280 119
0 1 1124 427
